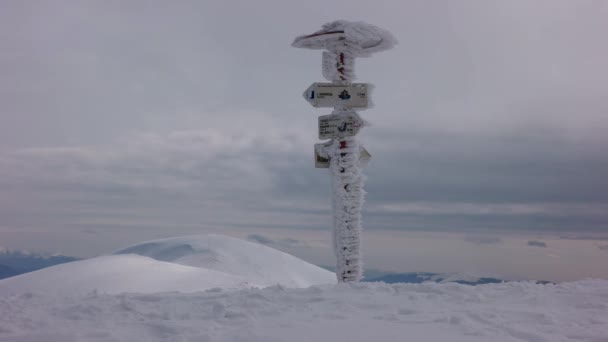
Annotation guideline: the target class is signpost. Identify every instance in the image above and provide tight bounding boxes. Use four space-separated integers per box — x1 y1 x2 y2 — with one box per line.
318 112 364 139
293 20 395 283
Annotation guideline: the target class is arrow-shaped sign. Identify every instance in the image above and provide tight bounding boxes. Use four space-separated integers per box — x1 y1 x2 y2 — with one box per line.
303 83 369 108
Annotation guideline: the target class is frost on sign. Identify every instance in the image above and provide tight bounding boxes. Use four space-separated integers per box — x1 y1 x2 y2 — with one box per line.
304 83 369 108
314 141 332 168
315 143 372 168
318 113 364 140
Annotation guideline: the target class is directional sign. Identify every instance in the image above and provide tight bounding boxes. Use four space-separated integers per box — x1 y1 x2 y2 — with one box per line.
318 113 364 140
304 83 369 108
314 141 332 168
359 146 371 166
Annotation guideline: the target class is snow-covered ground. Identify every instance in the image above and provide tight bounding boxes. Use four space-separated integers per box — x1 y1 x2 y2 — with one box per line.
1 280 607 341
0 235 606 341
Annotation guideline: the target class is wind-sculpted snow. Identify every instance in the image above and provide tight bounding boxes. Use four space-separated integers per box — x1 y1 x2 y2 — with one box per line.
0 280 606 342
113 234 336 288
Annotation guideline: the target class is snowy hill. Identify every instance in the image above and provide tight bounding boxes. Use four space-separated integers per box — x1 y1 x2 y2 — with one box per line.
1 279 606 341
0 235 335 296
113 234 336 288
0 254 253 296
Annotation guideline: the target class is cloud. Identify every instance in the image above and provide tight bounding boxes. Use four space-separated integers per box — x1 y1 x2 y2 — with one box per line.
527 240 547 248
464 236 502 245
559 236 608 241
2 125 608 236
247 234 274 245
0 126 333 234
598 245 608 251
280 238 300 245
247 234 306 248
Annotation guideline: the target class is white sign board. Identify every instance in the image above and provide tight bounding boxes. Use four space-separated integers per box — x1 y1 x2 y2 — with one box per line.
318 113 364 140
304 83 369 108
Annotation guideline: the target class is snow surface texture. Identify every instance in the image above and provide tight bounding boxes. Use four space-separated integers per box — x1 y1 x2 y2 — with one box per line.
294 21 396 282
0 235 335 296
1 280 606 342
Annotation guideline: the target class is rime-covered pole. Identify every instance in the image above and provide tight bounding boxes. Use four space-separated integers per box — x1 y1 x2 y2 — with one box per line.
293 21 396 282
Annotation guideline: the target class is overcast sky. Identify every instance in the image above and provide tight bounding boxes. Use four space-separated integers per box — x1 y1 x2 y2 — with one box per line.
1 1 607 278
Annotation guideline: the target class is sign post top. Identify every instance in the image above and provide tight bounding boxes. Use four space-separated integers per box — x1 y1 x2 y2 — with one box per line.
292 20 397 56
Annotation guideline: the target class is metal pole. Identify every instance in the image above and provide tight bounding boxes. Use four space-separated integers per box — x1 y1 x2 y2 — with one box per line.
328 47 365 282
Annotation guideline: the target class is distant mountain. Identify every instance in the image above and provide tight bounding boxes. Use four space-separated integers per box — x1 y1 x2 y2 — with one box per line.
319 266 509 285
0 264 19 279
0 250 80 280
364 272 505 285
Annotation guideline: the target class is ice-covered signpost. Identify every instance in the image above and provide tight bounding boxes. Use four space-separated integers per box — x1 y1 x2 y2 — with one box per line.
293 21 396 282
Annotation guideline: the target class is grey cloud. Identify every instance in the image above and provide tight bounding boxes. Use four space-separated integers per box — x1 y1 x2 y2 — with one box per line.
247 234 305 248
281 238 300 245
2 127 608 235
0 129 319 233
599 245 608 251
559 236 608 241
363 130 608 204
464 236 502 245
527 240 548 248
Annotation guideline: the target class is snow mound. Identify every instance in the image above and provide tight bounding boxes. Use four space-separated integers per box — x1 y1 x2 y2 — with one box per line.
1 279 607 342
113 234 336 288
0 254 251 296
